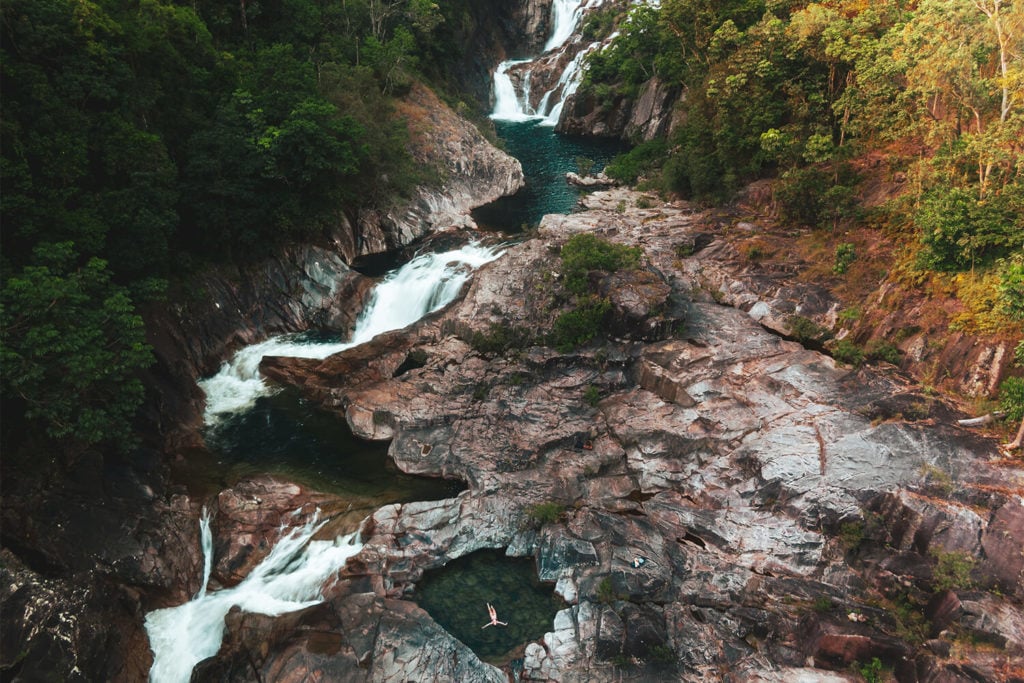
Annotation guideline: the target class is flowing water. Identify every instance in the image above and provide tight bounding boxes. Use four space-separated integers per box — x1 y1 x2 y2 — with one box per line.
198 242 504 424
146 510 362 683
148 2 626 675
148 243 500 680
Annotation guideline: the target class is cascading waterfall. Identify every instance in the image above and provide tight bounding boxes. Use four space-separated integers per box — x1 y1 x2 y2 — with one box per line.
541 41 601 126
491 59 535 120
491 0 607 124
544 0 586 52
198 242 504 425
145 509 362 683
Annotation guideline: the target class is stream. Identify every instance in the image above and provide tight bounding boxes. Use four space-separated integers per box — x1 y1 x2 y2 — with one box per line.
145 2 628 679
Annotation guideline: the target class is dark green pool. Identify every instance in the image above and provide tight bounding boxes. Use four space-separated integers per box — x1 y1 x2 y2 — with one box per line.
415 548 566 664
174 387 463 503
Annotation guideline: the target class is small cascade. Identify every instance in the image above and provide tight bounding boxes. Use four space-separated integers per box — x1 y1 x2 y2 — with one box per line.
541 41 600 126
145 510 362 683
491 59 535 121
198 242 504 424
195 508 213 599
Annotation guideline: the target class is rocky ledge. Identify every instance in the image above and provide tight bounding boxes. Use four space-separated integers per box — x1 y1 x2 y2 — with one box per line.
189 189 1024 682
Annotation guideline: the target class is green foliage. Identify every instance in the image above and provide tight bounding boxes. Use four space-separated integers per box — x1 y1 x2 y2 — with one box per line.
930 548 976 592
833 339 866 366
596 576 618 604
786 315 830 346
604 140 669 184
0 243 152 450
775 166 829 228
526 502 565 528
920 464 954 496
858 657 885 683
580 0 1023 269
838 307 862 324
581 6 621 41
834 243 857 275
813 596 835 613
999 256 1024 320
553 298 613 352
776 166 859 230
584 385 602 407
575 156 596 178
560 234 642 295
998 376 1024 422
468 323 529 356
889 592 929 644
647 644 676 665
865 341 901 365
916 185 1022 272
839 521 866 552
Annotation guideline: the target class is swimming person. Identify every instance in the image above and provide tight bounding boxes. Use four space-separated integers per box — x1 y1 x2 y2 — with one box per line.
482 602 508 629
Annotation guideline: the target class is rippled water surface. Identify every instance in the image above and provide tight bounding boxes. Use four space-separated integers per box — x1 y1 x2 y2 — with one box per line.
472 120 627 232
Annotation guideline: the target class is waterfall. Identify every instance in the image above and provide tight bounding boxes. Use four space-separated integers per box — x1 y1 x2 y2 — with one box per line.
198 242 504 424
490 0 610 124
491 59 536 121
145 510 362 683
540 42 601 126
544 0 585 52
196 508 213 599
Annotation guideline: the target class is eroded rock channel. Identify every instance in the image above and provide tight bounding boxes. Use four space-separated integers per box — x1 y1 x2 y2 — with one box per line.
204 189 1023 682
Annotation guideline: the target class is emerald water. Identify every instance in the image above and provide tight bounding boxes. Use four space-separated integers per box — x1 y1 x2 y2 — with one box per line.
472 120 626 232
173 387 463 503
415 549 565 664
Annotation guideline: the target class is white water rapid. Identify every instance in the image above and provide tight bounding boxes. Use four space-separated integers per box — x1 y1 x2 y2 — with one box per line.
544 0 585 52
145 509 362 683
198 242 504 425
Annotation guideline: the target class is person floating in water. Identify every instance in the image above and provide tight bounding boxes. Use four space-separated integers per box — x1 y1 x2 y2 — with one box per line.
482 602 508 629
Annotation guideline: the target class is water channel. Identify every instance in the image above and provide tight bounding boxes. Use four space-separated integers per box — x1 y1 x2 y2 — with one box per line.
146 4 630 678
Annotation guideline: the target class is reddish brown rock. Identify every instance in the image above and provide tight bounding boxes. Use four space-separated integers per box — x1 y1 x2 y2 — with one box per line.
212 478 352 586
980 497 1024 599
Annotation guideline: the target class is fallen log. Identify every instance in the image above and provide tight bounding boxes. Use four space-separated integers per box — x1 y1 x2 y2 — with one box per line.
957 412 1005 427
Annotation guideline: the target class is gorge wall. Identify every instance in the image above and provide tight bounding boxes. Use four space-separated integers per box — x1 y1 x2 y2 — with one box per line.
0 70 525 683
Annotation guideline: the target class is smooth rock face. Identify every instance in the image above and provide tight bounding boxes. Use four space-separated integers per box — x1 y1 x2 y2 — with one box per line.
357 84 524 257
221 189 1023 682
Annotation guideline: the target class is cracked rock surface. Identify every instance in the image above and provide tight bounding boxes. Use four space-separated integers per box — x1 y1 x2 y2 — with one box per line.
197 190 1022 682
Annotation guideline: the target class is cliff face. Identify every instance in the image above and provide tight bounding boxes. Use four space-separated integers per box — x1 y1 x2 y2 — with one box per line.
353 83 524 259
556 77 682 141
435 0 554 107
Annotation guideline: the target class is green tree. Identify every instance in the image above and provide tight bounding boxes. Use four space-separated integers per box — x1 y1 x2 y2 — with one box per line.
1 243 153 450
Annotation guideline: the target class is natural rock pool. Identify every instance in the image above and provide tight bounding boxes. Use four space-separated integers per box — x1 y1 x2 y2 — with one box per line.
414 549 566 664
172 386 464 503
